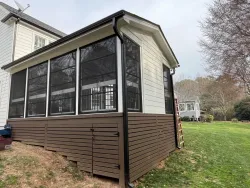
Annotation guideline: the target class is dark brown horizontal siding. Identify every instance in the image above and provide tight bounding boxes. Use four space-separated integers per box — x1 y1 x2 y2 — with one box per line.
7 113 123 178
128 113 176 182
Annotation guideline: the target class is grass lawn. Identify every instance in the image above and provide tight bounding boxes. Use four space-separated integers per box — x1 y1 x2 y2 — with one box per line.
137 121 250 188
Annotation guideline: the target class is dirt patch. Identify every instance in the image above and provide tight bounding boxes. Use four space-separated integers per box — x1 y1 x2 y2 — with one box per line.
157 160 165 169
0 142 119 188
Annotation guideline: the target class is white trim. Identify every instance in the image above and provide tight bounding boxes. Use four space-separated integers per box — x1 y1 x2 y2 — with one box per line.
81 80 116 90
6 74 12 119
29 93 46 100
76 48 80 115
51 88 75 95
123 15 178 68
11 21 16 61
139 44 144 113
46 60 50 117
11 98 24 103
82 108 116 113
23 68 28 118
116 37 123 112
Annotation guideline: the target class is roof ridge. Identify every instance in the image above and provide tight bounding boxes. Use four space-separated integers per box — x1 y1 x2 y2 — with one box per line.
0 1 66 37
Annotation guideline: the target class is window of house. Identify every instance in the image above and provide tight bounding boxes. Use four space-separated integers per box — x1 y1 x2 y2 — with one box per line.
34 35 46 50
27 62 48 117
187 103 195 111
179 103 185 111
124 36 142 111
49 51 76 115
163 65 173 114
79 37 117 113
9 70 26 118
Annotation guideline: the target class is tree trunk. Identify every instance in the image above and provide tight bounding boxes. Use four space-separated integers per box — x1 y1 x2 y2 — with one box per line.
224 115 227 121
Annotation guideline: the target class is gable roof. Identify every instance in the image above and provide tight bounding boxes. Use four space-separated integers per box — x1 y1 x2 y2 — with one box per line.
0 2 66 38
1 10 180 70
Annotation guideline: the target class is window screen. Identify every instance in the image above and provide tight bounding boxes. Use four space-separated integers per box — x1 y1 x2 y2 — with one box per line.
187 103 195 111
27 62 48 117
124 36 142 111
163 65 173 114
179 103 185 111
80 37 117 113
49 51 76 115
9 70 26 118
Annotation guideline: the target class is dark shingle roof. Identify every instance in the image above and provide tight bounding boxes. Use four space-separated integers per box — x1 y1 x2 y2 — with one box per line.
0 2 66 38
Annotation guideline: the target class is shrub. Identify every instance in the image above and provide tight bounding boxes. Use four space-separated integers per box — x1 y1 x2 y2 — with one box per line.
206 114 214 122
231 118 238 122
234 98 250 121
180 116 190 121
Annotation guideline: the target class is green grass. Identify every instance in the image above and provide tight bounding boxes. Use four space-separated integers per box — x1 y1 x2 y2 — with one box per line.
138 121 250 188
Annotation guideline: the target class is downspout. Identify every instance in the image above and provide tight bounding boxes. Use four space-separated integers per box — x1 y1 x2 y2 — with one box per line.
7 18 19 122
11 18 19 62
112 17 131 188
170 68 180 149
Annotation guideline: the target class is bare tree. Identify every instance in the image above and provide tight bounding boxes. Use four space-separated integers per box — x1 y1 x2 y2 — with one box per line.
200 0 250 94
174 79 199 101
201 74 242 120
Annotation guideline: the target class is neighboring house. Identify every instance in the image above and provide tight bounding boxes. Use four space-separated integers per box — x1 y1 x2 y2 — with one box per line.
0 2 66 128
179 97 201 120
1 10 180 187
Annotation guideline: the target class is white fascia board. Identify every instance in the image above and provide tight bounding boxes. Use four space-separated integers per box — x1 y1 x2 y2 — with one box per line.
123 14 179 68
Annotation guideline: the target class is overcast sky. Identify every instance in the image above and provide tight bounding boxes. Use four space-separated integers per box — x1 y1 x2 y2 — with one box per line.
3 0 212 78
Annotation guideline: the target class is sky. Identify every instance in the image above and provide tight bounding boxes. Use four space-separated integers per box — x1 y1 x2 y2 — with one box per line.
3 0 212 79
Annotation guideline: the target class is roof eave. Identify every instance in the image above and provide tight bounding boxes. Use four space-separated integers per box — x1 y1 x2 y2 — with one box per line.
1 10 126 70
123 12 180 68
1 13 18 23
1 13 65 38
1 10 180 70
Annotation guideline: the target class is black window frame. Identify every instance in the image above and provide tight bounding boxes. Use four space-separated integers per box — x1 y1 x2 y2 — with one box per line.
79 35 118 114
8 69 27 119
123 35 142 112
49 50 77 116
26 61 48 118
163 64 174 114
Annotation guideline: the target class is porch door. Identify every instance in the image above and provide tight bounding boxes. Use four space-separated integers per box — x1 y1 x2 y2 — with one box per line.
92 123 120 179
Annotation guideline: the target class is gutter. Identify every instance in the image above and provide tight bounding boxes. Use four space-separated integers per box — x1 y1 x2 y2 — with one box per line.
1 10 126 70
170 68 180 149
11 18 18 61
113 16 133 188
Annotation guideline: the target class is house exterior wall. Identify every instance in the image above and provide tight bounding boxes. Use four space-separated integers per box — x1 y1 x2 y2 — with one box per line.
0 17 61 128
7 113 125 184
14 22 59 60
128 113 176 182
4 21 178 185
0 6 14 129
121 25 171 114
179 102 200 119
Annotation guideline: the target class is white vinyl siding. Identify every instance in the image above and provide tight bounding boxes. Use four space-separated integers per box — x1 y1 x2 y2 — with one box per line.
14 23 58 60
121 25 171 114
0 6 14 128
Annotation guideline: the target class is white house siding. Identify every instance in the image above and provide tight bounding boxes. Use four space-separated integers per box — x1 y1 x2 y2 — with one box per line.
0 13 60 128
0 6 13 128
121 25 171 114
14 23 59 60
